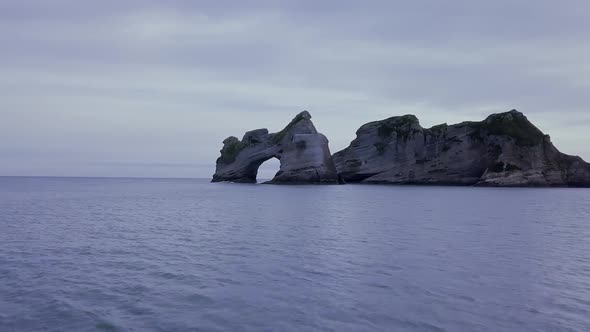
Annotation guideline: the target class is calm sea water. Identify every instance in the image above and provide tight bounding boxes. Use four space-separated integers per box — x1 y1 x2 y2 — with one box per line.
1 177 589 332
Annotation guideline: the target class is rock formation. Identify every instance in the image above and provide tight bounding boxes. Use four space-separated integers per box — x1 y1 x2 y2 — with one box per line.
212 111 339 184
333 110 590 187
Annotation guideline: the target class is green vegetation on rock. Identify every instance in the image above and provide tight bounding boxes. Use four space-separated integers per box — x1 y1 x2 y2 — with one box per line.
466 111 544 146
429 123 448 134
272 111 309 143
376 115 420 140
220 140 245 164
483 113 544 146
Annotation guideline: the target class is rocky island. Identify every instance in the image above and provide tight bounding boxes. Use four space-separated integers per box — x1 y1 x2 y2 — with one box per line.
212 111 339 184
334 110 590 187
213 109 590 187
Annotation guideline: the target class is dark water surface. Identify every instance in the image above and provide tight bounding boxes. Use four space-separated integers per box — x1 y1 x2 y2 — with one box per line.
1 177 590 331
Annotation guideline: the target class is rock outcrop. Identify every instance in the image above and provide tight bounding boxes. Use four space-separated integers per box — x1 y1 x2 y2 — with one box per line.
212 111 339 184
333 110 590 187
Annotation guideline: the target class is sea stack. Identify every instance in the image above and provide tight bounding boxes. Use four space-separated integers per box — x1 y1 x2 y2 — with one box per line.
212 111 339 184
333 110 590 187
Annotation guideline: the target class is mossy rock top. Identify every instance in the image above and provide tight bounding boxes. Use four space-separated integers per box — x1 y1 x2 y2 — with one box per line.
271 111 312 143
219 139 246 164
373 115 421 139
480 110 545 146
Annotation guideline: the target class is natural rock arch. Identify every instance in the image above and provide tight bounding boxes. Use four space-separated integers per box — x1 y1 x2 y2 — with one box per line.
212 111 339 184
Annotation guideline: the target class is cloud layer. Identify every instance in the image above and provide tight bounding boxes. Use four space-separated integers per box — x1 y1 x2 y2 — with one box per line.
2 0 589 177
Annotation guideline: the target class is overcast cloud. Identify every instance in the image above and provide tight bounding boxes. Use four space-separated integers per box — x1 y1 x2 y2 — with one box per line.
1 0 589 178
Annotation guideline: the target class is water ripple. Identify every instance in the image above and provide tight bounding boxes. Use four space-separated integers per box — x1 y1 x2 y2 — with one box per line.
1 177 589 331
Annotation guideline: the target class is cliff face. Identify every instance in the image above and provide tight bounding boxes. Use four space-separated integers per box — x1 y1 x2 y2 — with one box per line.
212 111 339 184
333 110 590 187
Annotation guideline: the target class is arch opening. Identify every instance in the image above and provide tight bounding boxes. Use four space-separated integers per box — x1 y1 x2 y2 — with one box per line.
256 157 281 183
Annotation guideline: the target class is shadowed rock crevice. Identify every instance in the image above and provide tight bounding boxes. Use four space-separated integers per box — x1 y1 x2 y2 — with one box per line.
212 111 339 184
333 110 590 187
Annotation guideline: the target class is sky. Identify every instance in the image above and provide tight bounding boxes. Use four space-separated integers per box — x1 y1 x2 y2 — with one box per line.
1 0 589 178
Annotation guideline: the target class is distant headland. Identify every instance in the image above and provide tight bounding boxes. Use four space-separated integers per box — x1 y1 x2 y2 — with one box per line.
212 110 590 187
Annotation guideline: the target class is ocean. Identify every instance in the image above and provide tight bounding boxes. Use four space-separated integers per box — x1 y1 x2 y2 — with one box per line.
1 177 589 331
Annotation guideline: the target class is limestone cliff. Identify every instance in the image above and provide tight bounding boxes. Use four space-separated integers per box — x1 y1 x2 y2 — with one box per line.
333 110 590 187
212 111 339 184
